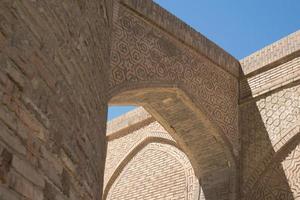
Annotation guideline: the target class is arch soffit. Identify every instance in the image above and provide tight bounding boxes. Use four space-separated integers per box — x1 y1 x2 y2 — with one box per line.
108 86 236 173
103 136 193 200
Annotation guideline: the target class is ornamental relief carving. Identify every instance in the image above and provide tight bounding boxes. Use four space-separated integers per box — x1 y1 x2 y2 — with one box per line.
241 84 300 195
245 143 300 200
109 4 239 151
107 142 199 200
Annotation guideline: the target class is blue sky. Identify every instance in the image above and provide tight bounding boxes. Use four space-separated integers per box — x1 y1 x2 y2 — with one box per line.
108 0 300 121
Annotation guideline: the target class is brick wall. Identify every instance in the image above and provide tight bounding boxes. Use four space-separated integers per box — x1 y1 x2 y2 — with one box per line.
1 0 299 199
240 84 300 198
104 108 200 200
0 0 112 199
108 143 195 200
104 121 172 188
240 30 300 75
244 141 300 199
240 31 300 199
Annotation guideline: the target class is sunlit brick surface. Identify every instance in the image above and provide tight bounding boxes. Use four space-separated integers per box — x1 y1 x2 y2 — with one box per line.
105 111 199 200
108 143 192 200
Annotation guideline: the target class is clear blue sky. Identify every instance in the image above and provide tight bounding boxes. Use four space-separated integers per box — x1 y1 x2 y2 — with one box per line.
108 0 300 121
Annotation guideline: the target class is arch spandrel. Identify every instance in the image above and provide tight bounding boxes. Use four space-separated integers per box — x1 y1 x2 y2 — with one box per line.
244 131 300 200
109 1 240 199
109 88 237 200
109 0 240 154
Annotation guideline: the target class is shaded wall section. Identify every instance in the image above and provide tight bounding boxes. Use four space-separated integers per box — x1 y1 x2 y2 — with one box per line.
0 0 112 199
240 30 300 199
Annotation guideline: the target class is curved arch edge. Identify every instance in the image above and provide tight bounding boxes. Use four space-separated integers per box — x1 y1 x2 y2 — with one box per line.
103 136 200 200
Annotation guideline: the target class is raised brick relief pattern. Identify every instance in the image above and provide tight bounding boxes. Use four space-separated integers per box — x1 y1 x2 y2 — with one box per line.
244 143 300 200
241 84 300 197
109 3 239 152
104 121 171 187
107 142 199 200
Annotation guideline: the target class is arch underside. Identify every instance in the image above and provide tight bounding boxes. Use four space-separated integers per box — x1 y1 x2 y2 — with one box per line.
244 131 300 200
110 0 239 155
108 1 240 199
109 88 236 200
104 136 200 200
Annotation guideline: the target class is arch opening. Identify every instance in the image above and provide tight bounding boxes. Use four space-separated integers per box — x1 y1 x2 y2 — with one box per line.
104 135 202 200
105 86 237 200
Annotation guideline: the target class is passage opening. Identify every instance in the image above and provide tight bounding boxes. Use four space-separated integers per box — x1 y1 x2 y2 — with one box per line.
104 106 201 200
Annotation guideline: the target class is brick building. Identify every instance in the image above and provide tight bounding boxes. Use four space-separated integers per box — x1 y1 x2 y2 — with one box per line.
0 0 299 199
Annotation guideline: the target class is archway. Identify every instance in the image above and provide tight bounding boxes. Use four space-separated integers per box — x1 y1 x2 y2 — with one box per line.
244 130 300 199
108 87 236 199
104 136 200 200
108 1 240 199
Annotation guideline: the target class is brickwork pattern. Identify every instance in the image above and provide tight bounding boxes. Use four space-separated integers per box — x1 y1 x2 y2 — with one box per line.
107 142 199 200
121 0 240 76
108 4 240 196
244 143 300 200
283 144 300 199
240 31 300 199
1 0 300 199
106 107 152 136
239 30 300 200
240 57 300 99
104 118 200 200
0 0 112 199
104 121 171 187
241 83 300 197
109 1 239 153
240 30 300 75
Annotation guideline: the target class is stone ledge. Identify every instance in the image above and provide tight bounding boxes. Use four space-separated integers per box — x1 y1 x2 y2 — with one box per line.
121 0 240 77
240 56 300 101
240 30 300 75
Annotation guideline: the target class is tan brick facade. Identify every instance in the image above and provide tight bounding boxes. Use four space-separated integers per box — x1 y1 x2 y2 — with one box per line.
0 0 299 199
104 108 200 200
0 0 112 199
240 30 300 200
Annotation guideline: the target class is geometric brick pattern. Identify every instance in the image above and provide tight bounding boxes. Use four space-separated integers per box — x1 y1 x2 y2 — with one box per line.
283 144 300 199
243 143 300 200
240 82 300 197
257 84 299 147
1 0 300 199
239 29 300 199
107 142 199 200
109 1 239 153
108 3 240 198
104 113 200 200
104 121 172 188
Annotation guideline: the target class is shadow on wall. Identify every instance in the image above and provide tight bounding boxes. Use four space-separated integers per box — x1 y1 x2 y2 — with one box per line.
240 71 298 200
104 137 201 200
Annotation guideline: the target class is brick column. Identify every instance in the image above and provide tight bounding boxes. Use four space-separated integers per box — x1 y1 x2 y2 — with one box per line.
0 0 112 199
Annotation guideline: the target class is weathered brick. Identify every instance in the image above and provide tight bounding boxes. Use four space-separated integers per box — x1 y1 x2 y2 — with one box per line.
0 185 21 200
0 148 12 184
8 170 44 200
12 155 44 187
0 0 299 199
